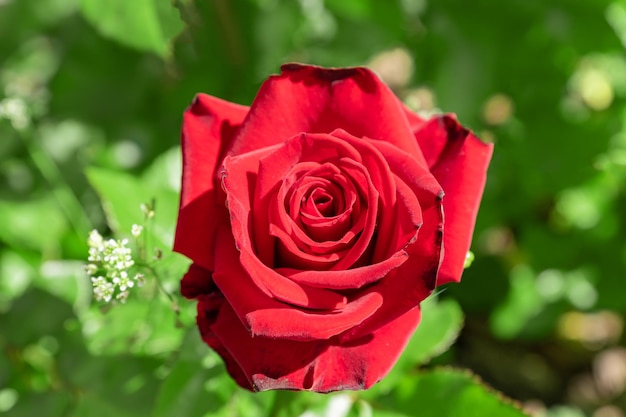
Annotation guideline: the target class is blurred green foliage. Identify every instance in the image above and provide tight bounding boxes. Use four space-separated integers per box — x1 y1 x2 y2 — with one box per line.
1 0 626 416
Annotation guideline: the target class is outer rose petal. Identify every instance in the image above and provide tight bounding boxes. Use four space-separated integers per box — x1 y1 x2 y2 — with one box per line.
205 298 422 392
227 64 427 167
276 251 407 290
183 264 252 389
196 294 251 389
213 224 382 340
412 115 493 285
174 94 248 271
180 262 215 299
402 102 428 131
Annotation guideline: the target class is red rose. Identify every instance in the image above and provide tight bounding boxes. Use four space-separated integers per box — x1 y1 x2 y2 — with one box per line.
175 64 492 392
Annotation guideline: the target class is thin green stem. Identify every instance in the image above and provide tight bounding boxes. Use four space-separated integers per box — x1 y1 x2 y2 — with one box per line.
137 263 179 315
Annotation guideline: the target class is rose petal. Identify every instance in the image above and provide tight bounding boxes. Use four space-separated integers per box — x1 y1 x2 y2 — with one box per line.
337 137 445 339
365 139 442 263
180 262 215 299
384 176 422 254
221 192 349 312
221 143 280 268
196 295 251 390
174 94 248 271
220 140 373 305
212 225 383 340
190 266 251 388
239 244 348 310
276 249 408 290
269 224 344 269
251 133 364 267
280 164 360 251
329 129 397 209
327 130 405 260
290 166 356 243
271 157 379 270
205 298 422 392
251 133 377 268
245 290 383 341
227 64 427 167
402 102 428 131
341 189 444 341
221 149 351 310
412 115 493 285
324 159 378 270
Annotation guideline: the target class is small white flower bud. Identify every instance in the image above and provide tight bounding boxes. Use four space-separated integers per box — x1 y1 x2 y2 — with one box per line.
140 203 155 219
88 230 104 248
84 263 98 276
116 291 129 303
134 273 145 287
131 224 143 238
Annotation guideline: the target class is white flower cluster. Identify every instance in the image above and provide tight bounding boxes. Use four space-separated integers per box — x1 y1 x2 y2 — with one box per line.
85 227 145 303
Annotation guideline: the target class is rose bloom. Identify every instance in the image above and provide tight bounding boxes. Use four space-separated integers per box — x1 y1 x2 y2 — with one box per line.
175 64 492 392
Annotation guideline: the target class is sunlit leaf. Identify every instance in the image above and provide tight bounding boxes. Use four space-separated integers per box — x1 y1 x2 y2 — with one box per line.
67 355 162 417
366 297 464 396
78 0 184 57
0 250 36 308
377 368 529 417
153 329 273 417
0 198 67 252
85 166 179 249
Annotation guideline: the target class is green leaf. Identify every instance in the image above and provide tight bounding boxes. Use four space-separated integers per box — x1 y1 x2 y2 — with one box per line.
0 250 36 309
0 288 74 347
0 198 67 252
607 0 626 49
490 265 544 339
152 330 215 417
67 355 162 417
367 297 464 396
80 294 183 356
141 146 181 193
325 0 373 20
153 329 273 417
85 165 189 305
404 297 464 365
268 390 328 417
85 166 179 249
86 167 148 234
377 368 529 417
78 0 184 57
4 392 71 417
36 259 92 316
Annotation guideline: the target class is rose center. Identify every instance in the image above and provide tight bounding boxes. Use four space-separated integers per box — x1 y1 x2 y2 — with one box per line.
306 188 336 217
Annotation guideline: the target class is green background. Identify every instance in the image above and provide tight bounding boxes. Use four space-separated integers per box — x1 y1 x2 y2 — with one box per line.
1 0 625 416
